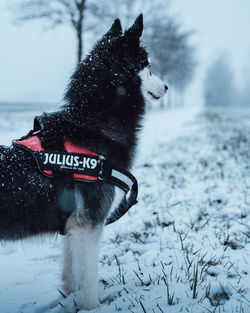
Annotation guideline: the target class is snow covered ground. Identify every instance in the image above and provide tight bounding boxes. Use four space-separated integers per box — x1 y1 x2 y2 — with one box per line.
0 104 250 313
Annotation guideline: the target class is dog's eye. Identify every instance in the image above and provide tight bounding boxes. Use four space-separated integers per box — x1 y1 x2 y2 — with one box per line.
149 71 152 76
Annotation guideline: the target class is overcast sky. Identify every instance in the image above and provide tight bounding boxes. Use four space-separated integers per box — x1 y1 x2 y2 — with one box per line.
0 0 250 106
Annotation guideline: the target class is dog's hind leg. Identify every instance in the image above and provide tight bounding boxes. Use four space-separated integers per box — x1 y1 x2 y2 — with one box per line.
70 223 103 310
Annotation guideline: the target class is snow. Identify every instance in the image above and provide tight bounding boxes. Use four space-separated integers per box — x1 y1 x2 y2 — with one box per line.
0 104 250 313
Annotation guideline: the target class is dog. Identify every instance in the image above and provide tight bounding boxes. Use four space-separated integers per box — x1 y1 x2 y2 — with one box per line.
0 14 167 310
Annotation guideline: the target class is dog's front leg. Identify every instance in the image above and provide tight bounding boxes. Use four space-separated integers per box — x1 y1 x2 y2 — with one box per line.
70 223 103 310
62 234 74 295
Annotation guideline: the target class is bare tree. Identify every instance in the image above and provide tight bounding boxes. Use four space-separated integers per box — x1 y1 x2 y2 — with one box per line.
13 0 86 63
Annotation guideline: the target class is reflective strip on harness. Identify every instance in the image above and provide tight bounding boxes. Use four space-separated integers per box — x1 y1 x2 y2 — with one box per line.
111 169 134 188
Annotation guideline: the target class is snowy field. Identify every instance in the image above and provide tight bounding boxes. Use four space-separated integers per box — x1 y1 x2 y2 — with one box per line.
0 104 250 313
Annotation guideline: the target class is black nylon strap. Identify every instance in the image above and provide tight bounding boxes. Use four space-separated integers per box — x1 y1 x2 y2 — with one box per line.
105 179 138 225
99 160 138 225
100 161 130 193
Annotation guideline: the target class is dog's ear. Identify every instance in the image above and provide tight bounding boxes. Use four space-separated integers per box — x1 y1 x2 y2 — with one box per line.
126 14 143 39
106 18 122 37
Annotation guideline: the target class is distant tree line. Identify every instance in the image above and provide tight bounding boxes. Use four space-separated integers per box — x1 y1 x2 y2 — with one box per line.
12 0 197 108
204 54 250 107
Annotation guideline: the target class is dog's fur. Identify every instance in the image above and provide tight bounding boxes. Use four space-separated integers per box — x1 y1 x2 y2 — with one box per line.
0 15 167 309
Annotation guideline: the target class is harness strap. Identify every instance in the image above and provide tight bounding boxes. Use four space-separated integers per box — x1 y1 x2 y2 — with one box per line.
99 160 138 224
105 179 138 225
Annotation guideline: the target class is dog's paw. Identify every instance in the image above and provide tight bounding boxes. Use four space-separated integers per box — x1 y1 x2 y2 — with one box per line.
84 301 100 311
82 299 100 311
61 279 74 296
76 292 100 311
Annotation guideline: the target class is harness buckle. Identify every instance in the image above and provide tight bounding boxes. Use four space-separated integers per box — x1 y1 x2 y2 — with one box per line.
98 155 105 180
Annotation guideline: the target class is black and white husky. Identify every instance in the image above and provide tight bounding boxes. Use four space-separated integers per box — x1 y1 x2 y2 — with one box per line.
0 14 167 310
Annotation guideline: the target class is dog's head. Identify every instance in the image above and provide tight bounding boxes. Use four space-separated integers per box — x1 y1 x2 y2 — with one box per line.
65 15 167 128
123 14 168 102
87 14 168 103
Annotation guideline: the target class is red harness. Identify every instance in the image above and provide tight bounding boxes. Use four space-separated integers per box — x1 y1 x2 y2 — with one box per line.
12 111 138 231
13 136 99 182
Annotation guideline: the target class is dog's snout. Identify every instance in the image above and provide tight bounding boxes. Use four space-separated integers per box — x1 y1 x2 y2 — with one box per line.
165 85 168 92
